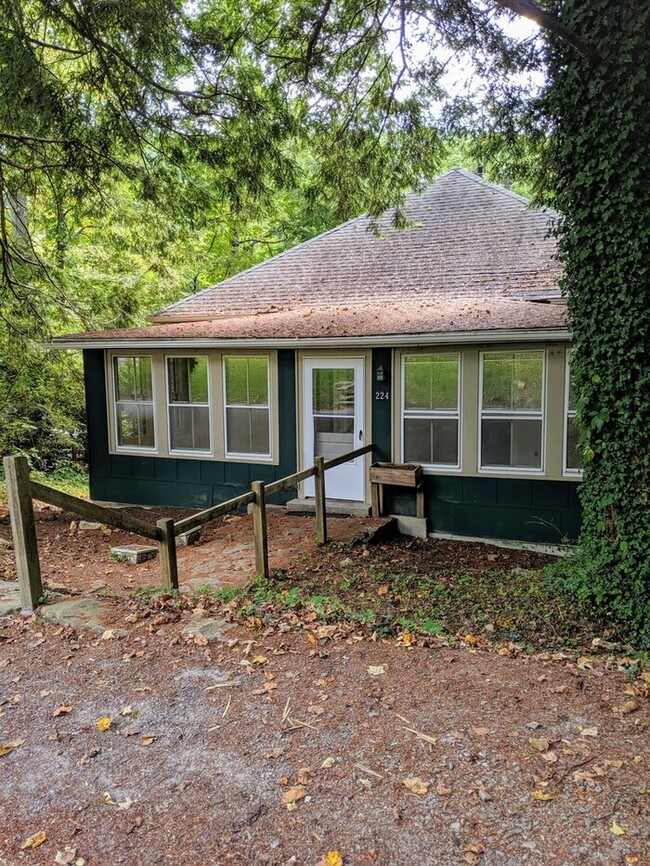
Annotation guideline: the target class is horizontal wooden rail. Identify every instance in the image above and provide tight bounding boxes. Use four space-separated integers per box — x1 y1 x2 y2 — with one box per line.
30 481 162 541
323 443 374 471
173 491 255 537
265 466 315 497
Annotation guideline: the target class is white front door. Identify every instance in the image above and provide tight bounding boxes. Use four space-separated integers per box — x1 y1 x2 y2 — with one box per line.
303 358 366 501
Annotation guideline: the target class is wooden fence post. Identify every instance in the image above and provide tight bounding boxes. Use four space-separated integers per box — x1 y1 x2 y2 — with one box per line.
3 455 43 612
157 518 179 591
314 456 328 545
251 480 269 579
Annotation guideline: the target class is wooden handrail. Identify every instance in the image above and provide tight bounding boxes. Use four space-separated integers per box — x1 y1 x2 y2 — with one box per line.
323 443 374 471
173 490 255 536
30 481 162 541
265 466 315 496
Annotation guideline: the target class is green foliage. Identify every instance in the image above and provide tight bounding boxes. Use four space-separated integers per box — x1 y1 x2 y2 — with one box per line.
543 0 650 644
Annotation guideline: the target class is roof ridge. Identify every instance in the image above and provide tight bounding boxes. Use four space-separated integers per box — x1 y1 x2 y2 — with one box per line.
452 167 560 218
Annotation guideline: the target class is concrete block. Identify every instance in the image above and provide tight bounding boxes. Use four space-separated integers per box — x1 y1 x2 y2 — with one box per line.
392 515 428 539
110 544 158 564
176 528 201 547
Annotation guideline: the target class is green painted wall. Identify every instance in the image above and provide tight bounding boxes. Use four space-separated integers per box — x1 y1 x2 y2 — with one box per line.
83 349 297 508
84 347 581 543
371 348 392 462
384 476 581 544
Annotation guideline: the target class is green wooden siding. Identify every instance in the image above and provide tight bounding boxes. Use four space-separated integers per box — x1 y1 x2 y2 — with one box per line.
384 476 581 544
84 347 580 543
83 348 297 508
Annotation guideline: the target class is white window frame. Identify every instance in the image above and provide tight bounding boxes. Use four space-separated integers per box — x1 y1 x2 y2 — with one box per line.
400 352 462 470
222 355 273 462
563 352 582 477
111 354 158 453
165 355 213 457
478 349 546 475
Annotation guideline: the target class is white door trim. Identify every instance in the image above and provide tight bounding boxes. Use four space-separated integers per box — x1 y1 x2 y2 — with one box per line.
302 357 366 501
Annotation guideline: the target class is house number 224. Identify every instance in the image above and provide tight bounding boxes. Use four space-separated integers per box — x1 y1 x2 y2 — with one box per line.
374 390 390 400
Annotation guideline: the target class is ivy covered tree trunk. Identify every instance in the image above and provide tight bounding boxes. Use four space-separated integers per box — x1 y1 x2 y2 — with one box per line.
546 0 650 642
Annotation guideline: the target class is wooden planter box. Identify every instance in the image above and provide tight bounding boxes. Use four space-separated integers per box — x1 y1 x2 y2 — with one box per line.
369 462 423 488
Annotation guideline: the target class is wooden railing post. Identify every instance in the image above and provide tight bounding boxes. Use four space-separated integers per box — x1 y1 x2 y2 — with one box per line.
3 455 43 612
157 518 179 591
314 456 328 545
251 480 269 579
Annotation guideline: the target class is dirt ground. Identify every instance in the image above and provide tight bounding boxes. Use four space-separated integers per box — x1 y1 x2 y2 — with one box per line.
0 506 648 865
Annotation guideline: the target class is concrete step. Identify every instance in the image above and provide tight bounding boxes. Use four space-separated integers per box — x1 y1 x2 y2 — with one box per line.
286 498 371 518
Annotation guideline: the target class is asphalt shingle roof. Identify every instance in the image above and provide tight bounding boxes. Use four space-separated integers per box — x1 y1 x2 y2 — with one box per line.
54 169 567 346
150 168 563 326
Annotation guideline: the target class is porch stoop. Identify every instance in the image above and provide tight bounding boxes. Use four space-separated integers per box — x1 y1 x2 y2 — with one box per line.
286 498 371 518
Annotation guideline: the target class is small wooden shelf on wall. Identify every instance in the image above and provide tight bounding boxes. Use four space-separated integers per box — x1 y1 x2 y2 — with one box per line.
369 462 425 519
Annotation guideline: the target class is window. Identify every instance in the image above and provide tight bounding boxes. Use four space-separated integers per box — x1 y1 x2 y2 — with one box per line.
167 356 211 453
480 351 544 470
564 355 581 473
402 353 460 467
113 356 155 449
224 356 271 457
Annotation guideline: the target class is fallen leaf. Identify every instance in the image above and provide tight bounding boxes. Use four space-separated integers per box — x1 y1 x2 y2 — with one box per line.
532 789 555 801
541 750 558 764
140 736 156 746
96 716 112 732
377 585 389 596
193 634 209 646
281 785 307 804
436 781 452 796
79 748 100 764
297 767 312 785
321 757 336 769
20 830 47 849
463 634 480 645
251 655 268 665
308 704 325 715
101 629 118 640
579 726 598 737
53 705 73 717
403 777 429 796
0 738 24 757
604 759 623 769
324 852 343 866
529 737 550 752
54 847 78 865
120 705 134 716
472 727 490 736
613 699 639 716
367 665 386 676
264 747 284 759
625 855 640 865
610 820 626 836
462 844 485 865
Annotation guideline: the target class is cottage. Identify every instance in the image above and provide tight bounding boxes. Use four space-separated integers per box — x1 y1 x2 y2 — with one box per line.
54 169 581 543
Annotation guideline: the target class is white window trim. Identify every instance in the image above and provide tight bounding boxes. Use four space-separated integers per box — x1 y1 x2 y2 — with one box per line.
223 355 273 462
110 354 158 454
478 349 547 475
165 354 213 457
400 352 462 471
563 352 582 477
